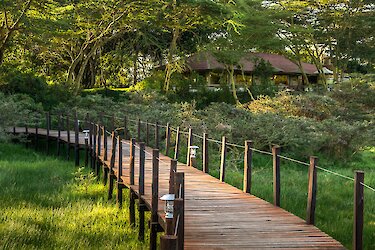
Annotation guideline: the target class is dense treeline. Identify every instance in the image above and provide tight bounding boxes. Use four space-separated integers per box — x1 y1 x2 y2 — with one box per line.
0 0 374 92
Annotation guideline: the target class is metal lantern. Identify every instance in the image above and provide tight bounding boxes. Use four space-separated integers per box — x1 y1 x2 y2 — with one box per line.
160 194 175 219
189 145 199 158
83 129 90 139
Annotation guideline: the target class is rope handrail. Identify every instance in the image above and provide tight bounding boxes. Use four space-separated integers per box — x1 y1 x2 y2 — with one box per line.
316 166 355 181
361 182 375 192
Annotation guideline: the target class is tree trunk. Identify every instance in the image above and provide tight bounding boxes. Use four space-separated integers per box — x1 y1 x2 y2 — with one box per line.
228 65 240 105
133 48 139 86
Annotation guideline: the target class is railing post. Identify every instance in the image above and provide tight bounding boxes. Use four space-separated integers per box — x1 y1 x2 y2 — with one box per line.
306 156 318 225
117 137 123 208
108 132 117 200
57 114 62 156
137 142 146 240
220 136 227 182
137 118 141 142
35 117 39 150
66 114 70 160
165 123 171 156
155 122 159 149
353 171 364 250
92 123 97 171
100 128 109 186
124 116 128 140
46 112 50 155
174 172 185 250
186 127 193 166
84 134 89 167
150 149 159 250
146 120 150 146
169 159 177 194
74 113 80 166
174 127 180 160
160 235 177 250
25 124 28 148
243 140 253 194
129 138 136 185
272 145 281 207
203 133 209 173
96 124 101 176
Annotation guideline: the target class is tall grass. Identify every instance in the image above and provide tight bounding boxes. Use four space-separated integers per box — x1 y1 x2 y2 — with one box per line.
0 143 148 249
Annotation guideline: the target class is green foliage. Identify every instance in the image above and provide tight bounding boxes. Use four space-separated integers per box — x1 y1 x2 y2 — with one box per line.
0 143 148 249
74 167 96 194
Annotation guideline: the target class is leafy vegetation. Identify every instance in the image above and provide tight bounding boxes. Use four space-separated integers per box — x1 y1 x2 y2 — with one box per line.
0 143 148 249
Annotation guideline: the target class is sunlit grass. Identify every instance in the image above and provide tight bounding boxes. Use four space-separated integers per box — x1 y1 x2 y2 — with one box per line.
0 143 148 249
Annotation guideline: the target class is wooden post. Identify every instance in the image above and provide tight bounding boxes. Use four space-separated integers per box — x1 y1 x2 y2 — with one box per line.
243 140 253 194
155 121 159 149
92 124 97 171
25 124 28 148
160 235 177 250
174 127 180 160
150 149 159 250
146 120 150 146
137 118 141 142
169 159 177 194
306 156 318 225
35 118 39 150
74 113 80 166
116 137 123 208
137 143 146 239
111 115 115 133
203 133 209 173
107 132 117 200
46 112 50 155
174 172 185 250
220 136 227 182
96 124 101 176
165 123 171 156
66 115 70 160
84 137 89 167
273 145 281 207
353 171 364 250
124 116 128 140
103 126 108 161
57 114 62 156
186 128 193 166
129 138 136 185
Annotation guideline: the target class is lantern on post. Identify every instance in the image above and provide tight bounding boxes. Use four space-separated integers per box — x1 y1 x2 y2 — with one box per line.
160 194 175 219
189 145 199 168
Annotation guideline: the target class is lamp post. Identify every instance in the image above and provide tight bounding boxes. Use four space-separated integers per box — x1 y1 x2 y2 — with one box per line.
189 145 199 168
160 193 175 235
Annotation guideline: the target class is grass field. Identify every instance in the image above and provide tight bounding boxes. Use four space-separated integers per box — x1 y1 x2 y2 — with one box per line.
0 143 148 249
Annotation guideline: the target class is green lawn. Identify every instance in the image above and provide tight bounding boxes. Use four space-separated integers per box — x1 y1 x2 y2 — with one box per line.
0 143 148 249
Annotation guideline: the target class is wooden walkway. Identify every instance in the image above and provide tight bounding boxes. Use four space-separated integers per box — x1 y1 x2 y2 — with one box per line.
13 127 345 249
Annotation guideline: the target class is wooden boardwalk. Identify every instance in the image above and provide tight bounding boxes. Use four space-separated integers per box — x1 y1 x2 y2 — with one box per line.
13 127 345 249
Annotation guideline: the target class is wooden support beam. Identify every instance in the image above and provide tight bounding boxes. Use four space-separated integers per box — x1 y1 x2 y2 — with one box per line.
220 136 227 182
129 138 136 185
273 145 281 207
107 131 117 200
146 120 149 146
174 172 185 199
57 114 62 156
139 142 145 195
243 140 253 194
46 112 50 155
35 118 39 150
84 137 89 167
186 128 193 166
165 123 171 156
103 128 111 186
173 172 185 250
116 137 123 209
124 116 128 140
138 195 145 241
74 113 79 166
111 115 115 133
150 149 159 250
160 235 177 250
353 171 364 250
103 126 108 161
96 124 101 176
174 127 180 160
306 156 318 225
66 115 70 160
92 124 96 171
137 118 141 142
155 122 159 149
203 133 209 173
169 159 177 194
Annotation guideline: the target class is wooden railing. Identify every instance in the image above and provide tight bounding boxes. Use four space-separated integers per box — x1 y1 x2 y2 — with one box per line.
12 111 373 250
